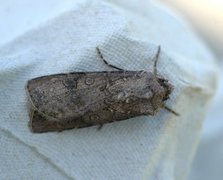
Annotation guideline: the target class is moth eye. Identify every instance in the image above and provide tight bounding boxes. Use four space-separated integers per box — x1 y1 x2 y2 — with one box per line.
163 95 170 101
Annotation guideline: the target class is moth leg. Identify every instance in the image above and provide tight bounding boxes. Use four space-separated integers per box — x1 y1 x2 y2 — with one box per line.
96 47 124 71
97 123 104 130
164 105 179 116
153 45 161 76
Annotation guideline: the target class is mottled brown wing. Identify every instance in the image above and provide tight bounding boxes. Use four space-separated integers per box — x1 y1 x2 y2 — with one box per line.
27 71 165 132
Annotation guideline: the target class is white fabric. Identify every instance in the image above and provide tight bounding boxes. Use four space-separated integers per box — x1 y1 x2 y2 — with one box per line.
155 2 223 179
0 0 218 179
189 63 223 180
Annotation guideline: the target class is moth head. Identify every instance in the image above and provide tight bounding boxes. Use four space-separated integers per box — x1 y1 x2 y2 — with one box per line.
157 77 173 101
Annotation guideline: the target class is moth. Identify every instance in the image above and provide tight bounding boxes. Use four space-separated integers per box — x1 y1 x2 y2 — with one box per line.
27 46 178 133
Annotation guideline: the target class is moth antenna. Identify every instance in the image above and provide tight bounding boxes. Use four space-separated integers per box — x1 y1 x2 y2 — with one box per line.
153 45 161 76
96 47 123 71
164 105 179 116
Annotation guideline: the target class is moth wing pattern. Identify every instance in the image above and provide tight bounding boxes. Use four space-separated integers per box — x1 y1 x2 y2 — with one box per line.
27 71 170 132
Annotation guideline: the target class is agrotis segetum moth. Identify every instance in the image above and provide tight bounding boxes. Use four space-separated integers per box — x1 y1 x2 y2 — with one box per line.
27 46 178 133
